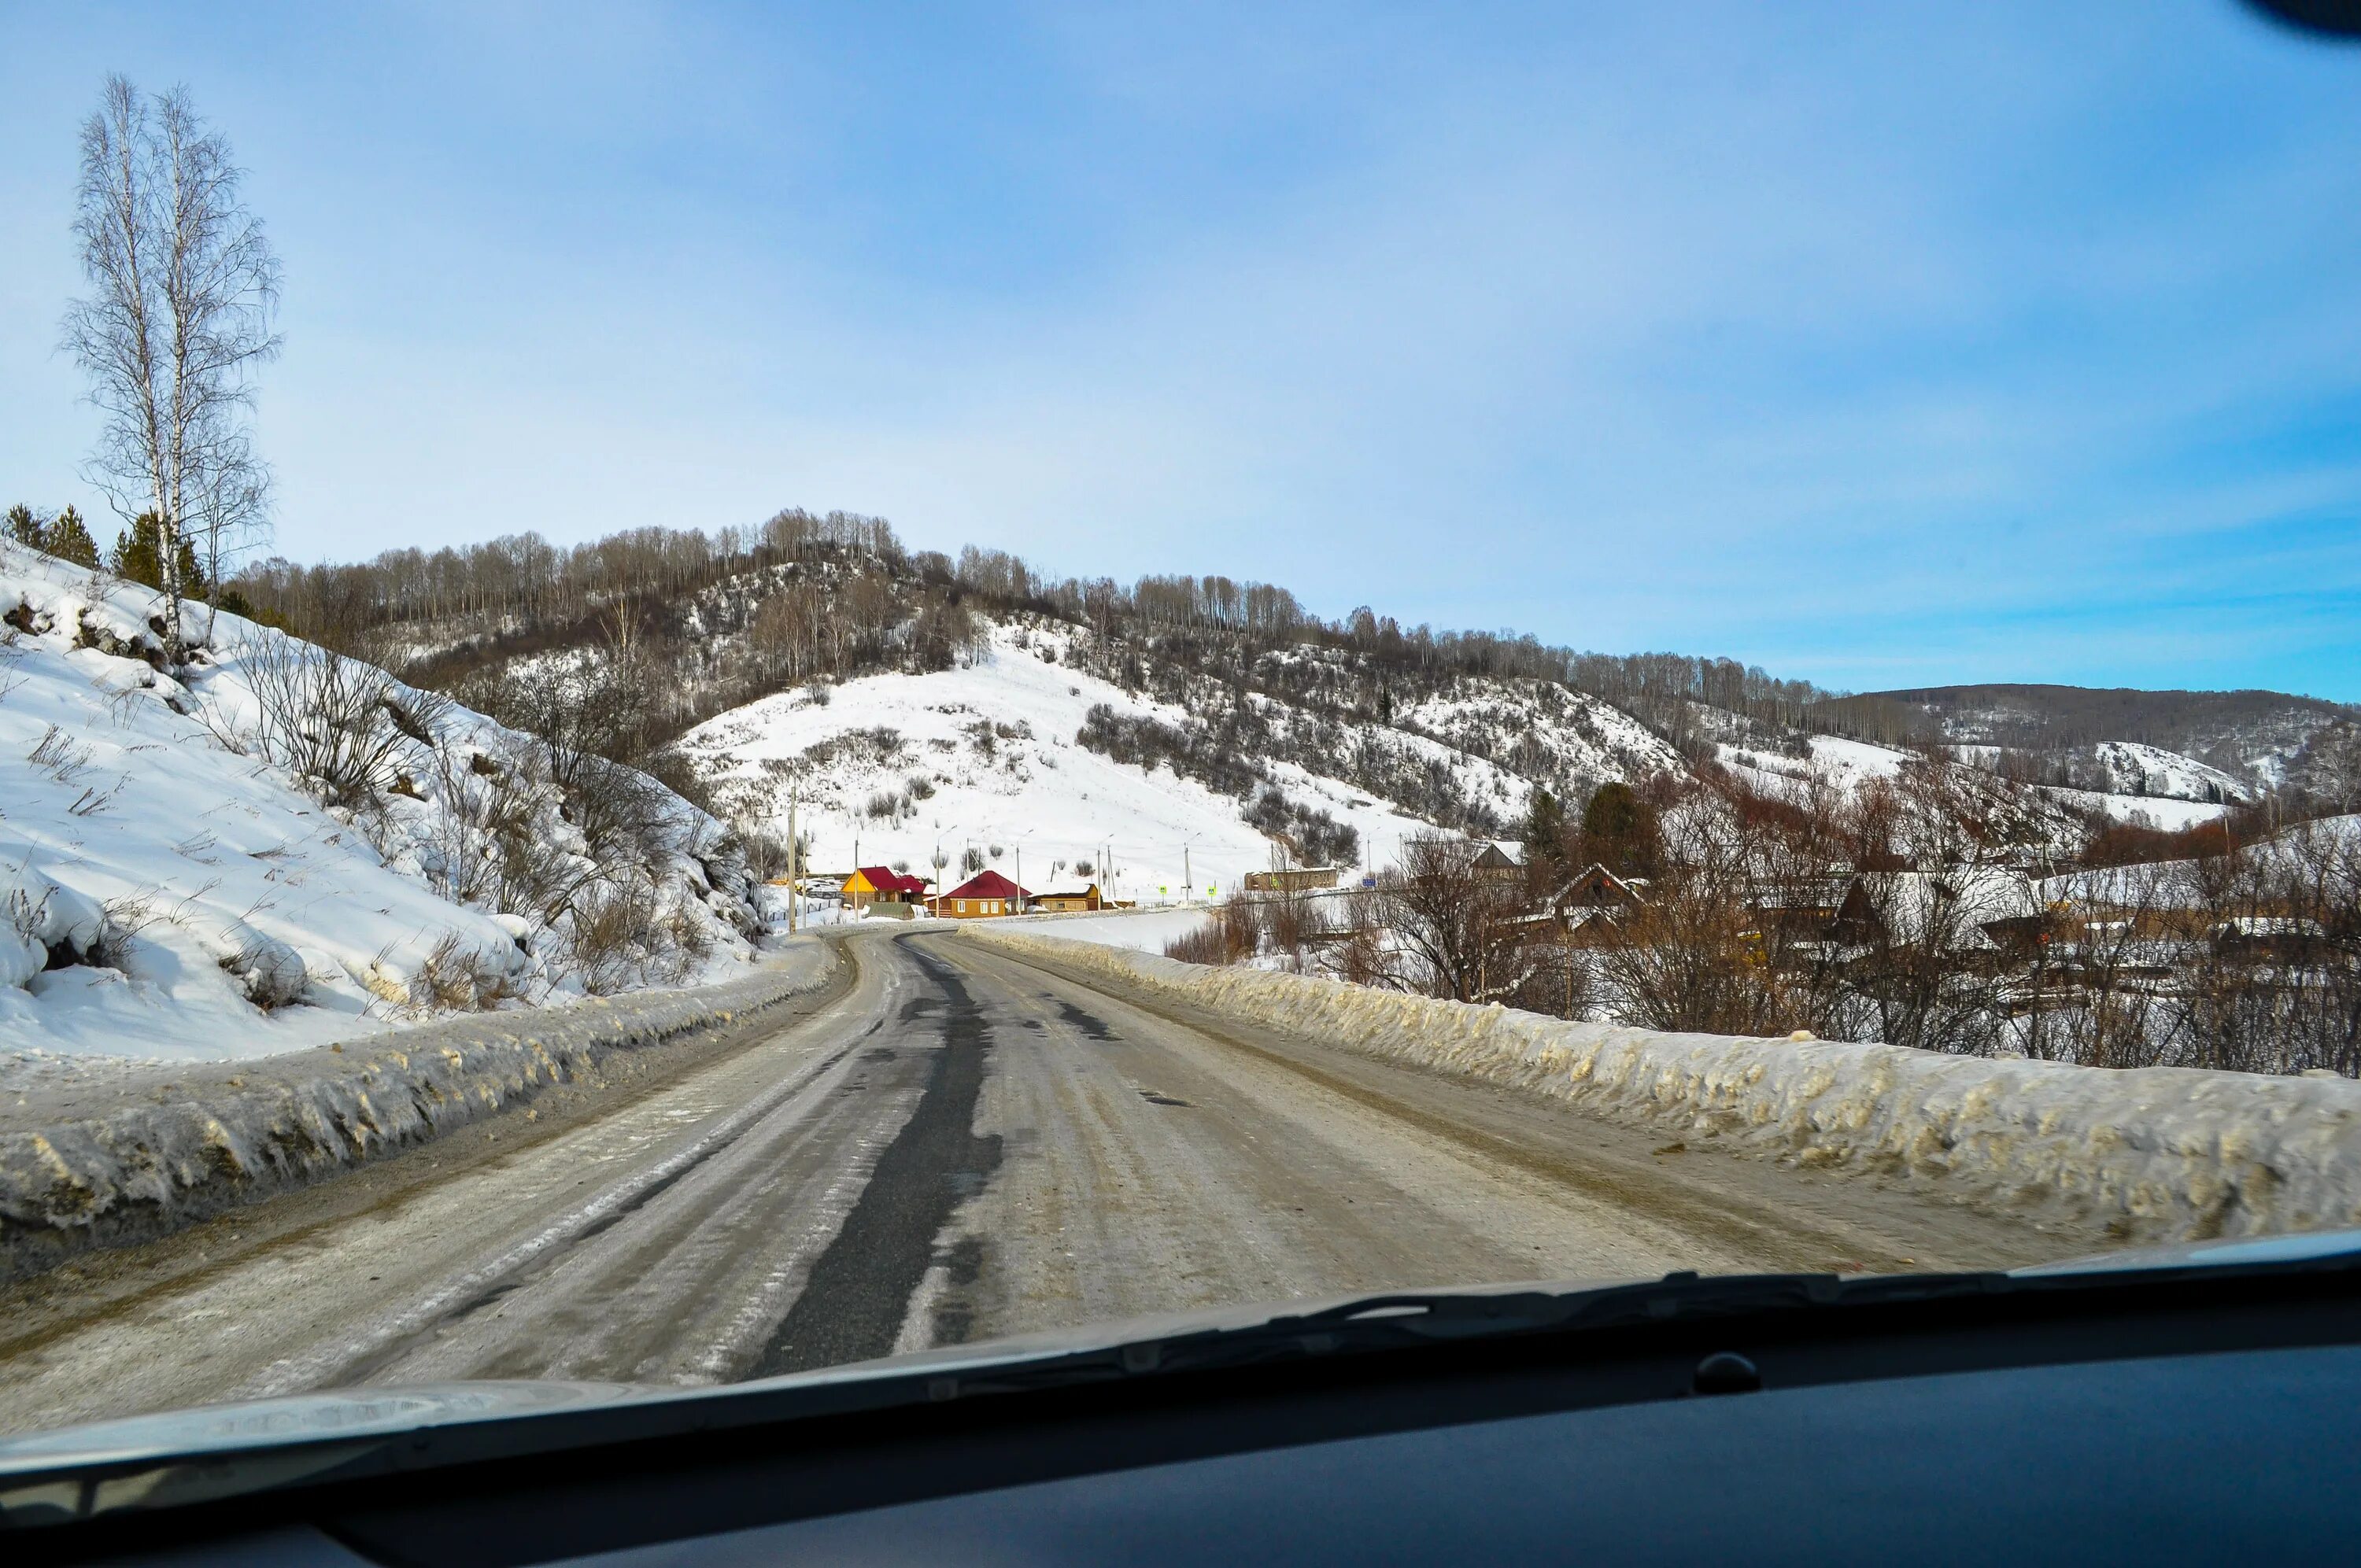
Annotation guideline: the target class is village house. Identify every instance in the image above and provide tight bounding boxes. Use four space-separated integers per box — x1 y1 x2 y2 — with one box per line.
2211 915 2329 965
1559 861 1646 912
1505 862 1648 950
1744 878 1853 945
1031 883 1103 913
841 865 928 912
934 869 1030 919
1470 843 1524 884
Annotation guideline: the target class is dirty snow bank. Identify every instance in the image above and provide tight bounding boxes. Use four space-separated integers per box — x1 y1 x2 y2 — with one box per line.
965 927 2361 1245
0 941 836 1281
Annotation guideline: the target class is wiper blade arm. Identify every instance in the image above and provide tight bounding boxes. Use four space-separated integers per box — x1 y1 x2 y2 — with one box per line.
1075 1269 2026 1381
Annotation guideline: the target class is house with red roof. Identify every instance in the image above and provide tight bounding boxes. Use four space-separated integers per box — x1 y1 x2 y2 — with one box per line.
933 869 1030 919
841 865 928 911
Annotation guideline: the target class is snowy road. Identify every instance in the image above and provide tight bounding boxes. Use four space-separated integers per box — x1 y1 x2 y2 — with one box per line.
0 932 2085 1433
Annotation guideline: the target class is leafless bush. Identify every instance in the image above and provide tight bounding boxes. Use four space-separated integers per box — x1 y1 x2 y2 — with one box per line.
561 873 707 995
244 635 412 807
1261 884 1332 958
1164 902 1262 966
570 753 689 866
392 931 522 1013
91 891 157 973
28 724 93 782
1368 832 1533 1003
221 935 307 1010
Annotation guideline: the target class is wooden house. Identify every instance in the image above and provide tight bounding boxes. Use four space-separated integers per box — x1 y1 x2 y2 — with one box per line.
841 865 926 911
1471 843 1524 884
934 869 1030 919
1032 884 1103 913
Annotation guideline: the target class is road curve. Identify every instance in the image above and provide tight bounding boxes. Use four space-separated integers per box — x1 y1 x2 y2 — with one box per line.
0 931 2087 1434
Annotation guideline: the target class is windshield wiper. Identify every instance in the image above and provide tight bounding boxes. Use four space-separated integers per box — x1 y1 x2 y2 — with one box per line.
940 1269 2007 1391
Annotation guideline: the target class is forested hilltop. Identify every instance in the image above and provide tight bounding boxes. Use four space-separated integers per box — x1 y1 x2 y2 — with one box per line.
203 508 2357 833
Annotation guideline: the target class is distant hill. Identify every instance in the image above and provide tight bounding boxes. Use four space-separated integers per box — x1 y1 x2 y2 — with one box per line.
1868 683 2355 790
215 511 2359 880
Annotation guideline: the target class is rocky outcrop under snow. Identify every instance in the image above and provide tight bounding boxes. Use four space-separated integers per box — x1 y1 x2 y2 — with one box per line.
0 941 837 1282
964 924 2361 1246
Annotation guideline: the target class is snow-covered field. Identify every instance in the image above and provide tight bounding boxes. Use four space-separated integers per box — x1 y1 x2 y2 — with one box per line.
2045 788 2229 831
1715 733 1910 798
1004 908 1214 953
677 625 1438 903
0 544 757 1072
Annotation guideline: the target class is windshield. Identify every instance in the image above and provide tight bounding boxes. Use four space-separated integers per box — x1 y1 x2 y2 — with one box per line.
0 1 2356 1452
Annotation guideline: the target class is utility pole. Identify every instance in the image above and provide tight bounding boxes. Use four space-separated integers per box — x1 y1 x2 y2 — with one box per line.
785 775 799 935
1184 845 1192 905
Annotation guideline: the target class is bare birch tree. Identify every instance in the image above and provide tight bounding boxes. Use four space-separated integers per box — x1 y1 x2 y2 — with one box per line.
61 76 281 658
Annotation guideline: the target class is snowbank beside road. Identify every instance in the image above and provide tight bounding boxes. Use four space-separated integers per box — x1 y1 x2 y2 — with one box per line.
964 926 2361 1245
0 942 837 1282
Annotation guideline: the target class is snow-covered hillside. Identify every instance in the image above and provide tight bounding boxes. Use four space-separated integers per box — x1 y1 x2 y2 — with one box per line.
2082 741 2252 805
0 544 760 1065
678 623 1441 902
1715 732 1910 796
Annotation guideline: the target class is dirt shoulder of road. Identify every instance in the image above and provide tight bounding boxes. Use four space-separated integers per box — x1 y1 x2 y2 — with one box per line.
0 940 851 1286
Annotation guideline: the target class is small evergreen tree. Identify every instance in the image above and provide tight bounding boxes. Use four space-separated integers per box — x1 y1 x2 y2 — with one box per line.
110 512 205 595
46 506 102 570
5 504 42 549
1522 785 1568 873
1580 780 1661 876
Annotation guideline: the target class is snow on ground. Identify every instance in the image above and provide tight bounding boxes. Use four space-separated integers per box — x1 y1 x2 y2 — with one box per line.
677 624 1439 903
1395 681 1683 795
1714 733 1911 799
966 924 2361 1245
2041 788 2230 831
2039 814 2360 906
1003 908 1215 954
2085 741 2251 805
1716 734 2231 834
0 543 756 1071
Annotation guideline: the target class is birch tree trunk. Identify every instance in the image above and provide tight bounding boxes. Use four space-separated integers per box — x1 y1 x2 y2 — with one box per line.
61 76 280 662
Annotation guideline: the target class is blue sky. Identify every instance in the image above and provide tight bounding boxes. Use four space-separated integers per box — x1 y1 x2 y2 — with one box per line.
2 2 2358 699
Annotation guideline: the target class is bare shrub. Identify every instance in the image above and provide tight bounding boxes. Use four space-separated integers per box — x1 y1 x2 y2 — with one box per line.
1261 884 1333 969
384 931 525 1013
91 891 157 974
244 635 411 806
566 880 652 995
1165 904 1261 967
1369 832 1532 1003
221 935 306 1010
570 753 687 865
560 873 708 995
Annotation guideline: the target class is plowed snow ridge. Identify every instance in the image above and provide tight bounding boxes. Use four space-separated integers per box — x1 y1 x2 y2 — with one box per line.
964 925 2361 1245
0 943 836 1281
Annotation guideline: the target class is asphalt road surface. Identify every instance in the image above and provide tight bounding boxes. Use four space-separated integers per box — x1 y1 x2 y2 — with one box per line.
0 931 2093 1434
